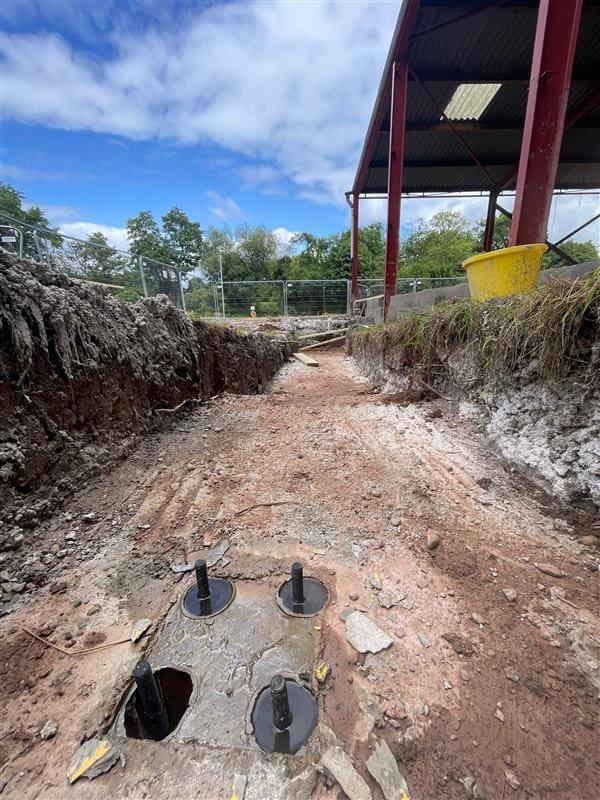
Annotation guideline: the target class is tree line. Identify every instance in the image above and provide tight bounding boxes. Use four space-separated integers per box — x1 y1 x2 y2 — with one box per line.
1 182 597 315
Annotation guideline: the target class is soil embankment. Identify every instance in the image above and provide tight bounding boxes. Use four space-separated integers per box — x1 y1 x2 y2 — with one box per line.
0 249 292 556
349 272 600 511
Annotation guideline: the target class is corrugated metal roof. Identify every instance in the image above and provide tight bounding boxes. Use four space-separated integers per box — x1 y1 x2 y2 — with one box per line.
355 0 600 196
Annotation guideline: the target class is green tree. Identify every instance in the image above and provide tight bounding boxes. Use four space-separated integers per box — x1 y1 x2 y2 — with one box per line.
542 239 599 269
72 231 126 283
0 182 62 258
474 213 510 251
399 211 478 278
161 207 203 273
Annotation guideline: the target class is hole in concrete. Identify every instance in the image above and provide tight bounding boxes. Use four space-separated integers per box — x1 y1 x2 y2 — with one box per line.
277 562 328 617
251 675 318 754
182 559 235 619
124 667 193 741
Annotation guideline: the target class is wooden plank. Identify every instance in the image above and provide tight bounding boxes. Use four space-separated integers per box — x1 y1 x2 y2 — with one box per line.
292 351 319 367
299 335 346 352
296 327 349 341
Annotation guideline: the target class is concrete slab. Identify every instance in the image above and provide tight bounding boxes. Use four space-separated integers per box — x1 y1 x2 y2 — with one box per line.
114 579 319 750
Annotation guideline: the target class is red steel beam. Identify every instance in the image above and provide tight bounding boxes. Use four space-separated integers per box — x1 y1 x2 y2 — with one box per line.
384 61 409 318
351 191 359 301
509 0 584 245
496 83 600 194
352 0 420 196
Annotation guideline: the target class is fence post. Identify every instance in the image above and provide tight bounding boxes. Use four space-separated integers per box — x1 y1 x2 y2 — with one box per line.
177 270 186 312
282 281 288 316
346 280 351 317
138 256 149 298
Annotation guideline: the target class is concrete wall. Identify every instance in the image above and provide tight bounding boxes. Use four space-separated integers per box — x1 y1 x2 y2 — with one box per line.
361 260 600 324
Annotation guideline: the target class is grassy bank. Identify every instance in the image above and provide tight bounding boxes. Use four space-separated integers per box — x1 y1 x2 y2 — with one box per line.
350 269 600 384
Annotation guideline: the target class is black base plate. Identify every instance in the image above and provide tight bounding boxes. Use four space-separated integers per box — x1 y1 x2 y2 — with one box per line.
251 680 317 754
277 576 328 617
182 577 234 619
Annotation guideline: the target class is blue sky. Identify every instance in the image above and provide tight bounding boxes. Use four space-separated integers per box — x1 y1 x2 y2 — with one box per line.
1 0 598 252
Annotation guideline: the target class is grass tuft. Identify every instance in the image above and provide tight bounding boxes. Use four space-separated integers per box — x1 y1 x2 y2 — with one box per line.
350 269 600 383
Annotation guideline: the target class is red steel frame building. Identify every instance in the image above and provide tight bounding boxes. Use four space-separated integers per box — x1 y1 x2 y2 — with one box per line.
349 0 600 317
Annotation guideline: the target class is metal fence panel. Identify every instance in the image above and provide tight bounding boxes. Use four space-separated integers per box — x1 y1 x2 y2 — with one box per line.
285 280 349 317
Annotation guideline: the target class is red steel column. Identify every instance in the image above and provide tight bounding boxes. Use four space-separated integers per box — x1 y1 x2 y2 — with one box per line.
384 61 408 318
483 190 498 251
351 191 359 301
509 0 583 246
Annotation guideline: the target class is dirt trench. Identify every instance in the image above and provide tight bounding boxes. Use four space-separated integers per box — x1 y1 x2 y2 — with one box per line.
0 352 599 799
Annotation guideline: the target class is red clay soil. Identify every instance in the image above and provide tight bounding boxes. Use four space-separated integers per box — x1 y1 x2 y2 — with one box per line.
0 351 599 799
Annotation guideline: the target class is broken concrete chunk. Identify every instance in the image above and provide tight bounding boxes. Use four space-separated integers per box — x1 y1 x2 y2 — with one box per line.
130 618 152 642
320 746 372 800
170 562 194 574
66 738 119 783
366 738 410 800
206 539 230 567
502 588 517 602
345 611 393 654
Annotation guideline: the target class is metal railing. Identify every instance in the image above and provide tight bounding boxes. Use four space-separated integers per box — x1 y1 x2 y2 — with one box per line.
0 212 186 310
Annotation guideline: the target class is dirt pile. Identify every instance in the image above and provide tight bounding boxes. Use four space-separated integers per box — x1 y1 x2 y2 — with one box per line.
0 249 292 554
349 272 600 509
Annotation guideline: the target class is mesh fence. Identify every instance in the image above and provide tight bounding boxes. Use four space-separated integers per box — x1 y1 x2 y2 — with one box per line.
0 212 467 317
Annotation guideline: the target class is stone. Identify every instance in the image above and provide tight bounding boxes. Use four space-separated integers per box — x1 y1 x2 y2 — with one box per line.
130 618 152 642
349 592 359 601
442 632 474 656
366 738 409 800
390 514 402 528
86 604 101 616
66 738 120 783
40 720 58 740
494 708 505 722
426 532 441 550
460 670 470 683
505 670 519 683
417 634 432 648
535 562 564 578
82 513 97 524
345 611 393 655
170 562 194 574
470 613 486 626
502 588 517 602
206 540 230 567
320 746 372 800
377 592 397 609
504 771 520 791
578 535 598 547
368 574 382 591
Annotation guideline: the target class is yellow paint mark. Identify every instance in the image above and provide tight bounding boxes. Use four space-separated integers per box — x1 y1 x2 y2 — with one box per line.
67 740 111 784
313 625 322 631
314 661 330 683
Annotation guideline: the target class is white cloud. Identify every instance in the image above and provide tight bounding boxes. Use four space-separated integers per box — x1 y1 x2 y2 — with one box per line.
1 162 91 184
24 202 80 221
273 226 298 255
0 1 398 204
59 221 129 251
205 190 244 222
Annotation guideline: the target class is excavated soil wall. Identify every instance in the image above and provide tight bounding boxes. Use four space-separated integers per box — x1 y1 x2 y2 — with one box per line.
0 250 292 545
349 280 600 510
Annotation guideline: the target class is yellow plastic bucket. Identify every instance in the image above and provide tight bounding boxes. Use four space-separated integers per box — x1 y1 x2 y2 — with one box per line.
462 243 548 301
